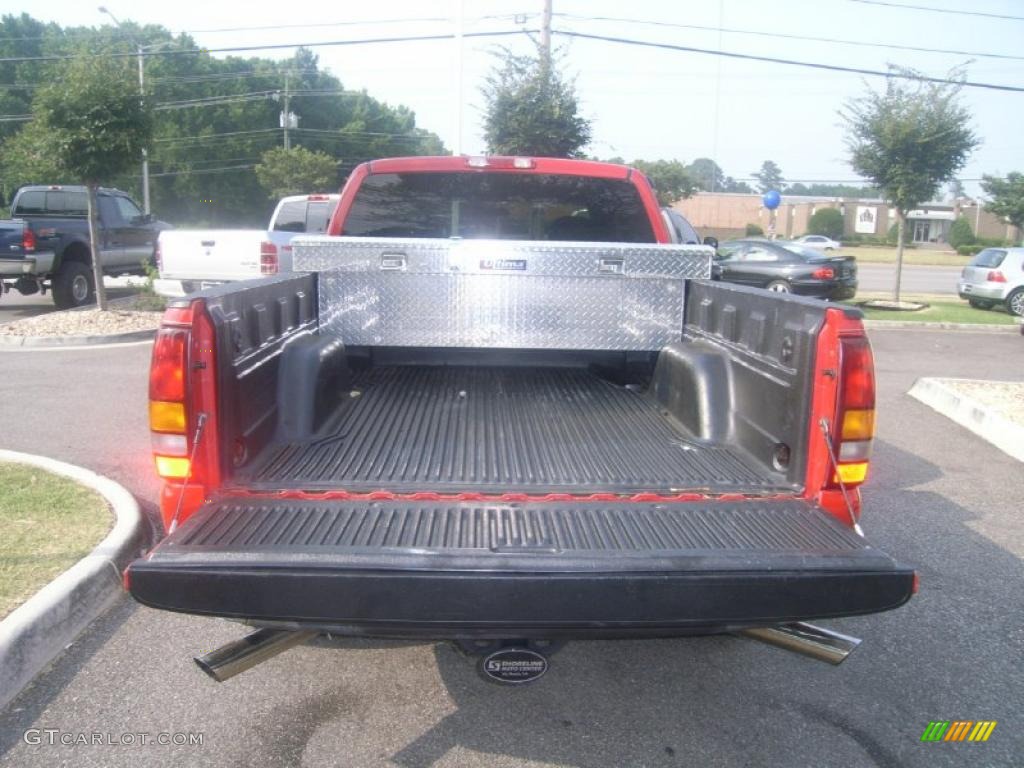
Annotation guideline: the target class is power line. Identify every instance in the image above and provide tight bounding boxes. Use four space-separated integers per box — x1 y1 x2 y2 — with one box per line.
145 163 257 178
555 11 1024 62
845 0 1024 21
555 29 1024 93
0 14 527 43
0 29 532 63
153 128 281 143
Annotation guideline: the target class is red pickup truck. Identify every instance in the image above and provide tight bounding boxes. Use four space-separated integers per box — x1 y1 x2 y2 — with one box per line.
127 156 914 684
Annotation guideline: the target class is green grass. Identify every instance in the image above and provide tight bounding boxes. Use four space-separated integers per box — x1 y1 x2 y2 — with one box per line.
850 293 1019 325
839 246 969 267
0 463 111 619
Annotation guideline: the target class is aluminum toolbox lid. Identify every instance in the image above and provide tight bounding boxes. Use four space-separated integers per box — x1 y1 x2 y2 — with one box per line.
293 237 713 351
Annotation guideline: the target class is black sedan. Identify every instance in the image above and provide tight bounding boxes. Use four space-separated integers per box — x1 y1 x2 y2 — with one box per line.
712 239 857 300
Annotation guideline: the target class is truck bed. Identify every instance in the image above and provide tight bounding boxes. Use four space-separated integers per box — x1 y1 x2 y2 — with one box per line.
238 365 780 495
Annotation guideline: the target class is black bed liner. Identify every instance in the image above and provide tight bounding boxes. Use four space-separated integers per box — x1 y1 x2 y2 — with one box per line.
240 366 782 495
128 498 915 635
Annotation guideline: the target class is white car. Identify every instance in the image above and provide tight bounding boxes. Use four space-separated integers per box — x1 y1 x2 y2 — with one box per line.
794 234 841 251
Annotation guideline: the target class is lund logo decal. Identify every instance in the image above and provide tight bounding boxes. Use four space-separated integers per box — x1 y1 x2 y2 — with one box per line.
479 259 527 271
480 648 548 684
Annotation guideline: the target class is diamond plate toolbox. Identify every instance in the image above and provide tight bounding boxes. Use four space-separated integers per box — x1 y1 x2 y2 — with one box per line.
292 237 713 350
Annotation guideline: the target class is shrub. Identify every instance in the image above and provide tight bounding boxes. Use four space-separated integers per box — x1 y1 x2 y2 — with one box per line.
887 222 913 245
975 236 1012 247
957 244 986 256
808 208 844 240
948 217 975 249
745 223 764 236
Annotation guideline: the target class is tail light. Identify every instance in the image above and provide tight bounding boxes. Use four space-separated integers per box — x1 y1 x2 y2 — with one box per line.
812 266 835 280
987 270 1006 283
826 335 875 489
260 241 278 274
154 240 163 273
148 302 221 529
22 228 36 253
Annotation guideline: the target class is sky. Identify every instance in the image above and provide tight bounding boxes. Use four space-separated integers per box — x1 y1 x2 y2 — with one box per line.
11 0 1024 196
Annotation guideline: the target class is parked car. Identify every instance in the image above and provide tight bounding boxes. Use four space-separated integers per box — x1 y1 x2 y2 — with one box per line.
155 193 340 296
793 234 842 251
714 239 857 300
0 185 168 308
662 207 717 248
129 155 912 683
957 247 1024 317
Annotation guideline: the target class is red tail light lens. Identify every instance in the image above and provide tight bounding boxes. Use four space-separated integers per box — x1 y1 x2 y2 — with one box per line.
149 328 188 402
827 334 876 489
838 336 875 411
812 267 835 280
260 241 279 274
22 228 36 253
987 270 1006 283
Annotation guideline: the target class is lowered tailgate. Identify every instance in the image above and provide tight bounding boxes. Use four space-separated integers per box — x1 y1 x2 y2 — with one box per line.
129 497 914 636
158 229 267 281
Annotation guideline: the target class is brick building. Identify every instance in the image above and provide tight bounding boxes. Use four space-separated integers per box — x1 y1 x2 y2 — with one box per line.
673 192 1019 247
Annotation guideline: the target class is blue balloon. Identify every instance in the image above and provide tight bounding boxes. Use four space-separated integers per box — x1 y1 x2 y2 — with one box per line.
762 190 781 210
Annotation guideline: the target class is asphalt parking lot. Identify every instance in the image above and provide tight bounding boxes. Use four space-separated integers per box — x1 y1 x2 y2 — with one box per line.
0 328 1020 767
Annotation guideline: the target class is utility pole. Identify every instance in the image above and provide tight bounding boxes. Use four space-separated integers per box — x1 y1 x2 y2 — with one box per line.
283 70 291 150
137 44 150 214
453 0 464 155
99 7 150 213
540 0 552 67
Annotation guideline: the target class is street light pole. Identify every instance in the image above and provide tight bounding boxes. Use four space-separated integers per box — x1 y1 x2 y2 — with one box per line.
136 43 150 213
99 6 150 213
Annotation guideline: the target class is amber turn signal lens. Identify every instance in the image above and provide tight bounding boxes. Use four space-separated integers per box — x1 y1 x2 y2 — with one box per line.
149 400 187 433
841 409 875 441
833 462 869 485
155 455 191 479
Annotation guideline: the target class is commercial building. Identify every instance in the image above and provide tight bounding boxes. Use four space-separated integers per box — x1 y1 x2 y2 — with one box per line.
673 192 1019 247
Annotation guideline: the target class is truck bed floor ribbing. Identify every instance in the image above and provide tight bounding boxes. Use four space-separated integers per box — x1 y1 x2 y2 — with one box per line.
240 366 782 494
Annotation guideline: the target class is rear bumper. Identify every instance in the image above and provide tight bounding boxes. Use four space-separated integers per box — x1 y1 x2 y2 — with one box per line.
958 282 1008 301
0 252 54 277
128 498 914 637
792 278 857 300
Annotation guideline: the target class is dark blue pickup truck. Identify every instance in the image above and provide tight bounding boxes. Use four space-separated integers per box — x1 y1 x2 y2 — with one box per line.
0 185 167 308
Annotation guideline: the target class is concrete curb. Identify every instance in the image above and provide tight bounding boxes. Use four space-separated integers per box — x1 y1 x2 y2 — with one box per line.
909 378 1024 463
0 450 147 712
864 320 1021 332
0 328 156 348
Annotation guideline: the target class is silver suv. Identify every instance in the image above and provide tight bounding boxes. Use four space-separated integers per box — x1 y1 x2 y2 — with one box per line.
958 247 1024 317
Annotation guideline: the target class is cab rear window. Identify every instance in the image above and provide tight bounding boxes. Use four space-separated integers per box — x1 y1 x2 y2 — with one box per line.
342 172 656 242
970 249 1006 268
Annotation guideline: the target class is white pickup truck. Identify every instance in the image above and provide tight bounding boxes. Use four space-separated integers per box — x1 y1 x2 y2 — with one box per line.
155 194 339 296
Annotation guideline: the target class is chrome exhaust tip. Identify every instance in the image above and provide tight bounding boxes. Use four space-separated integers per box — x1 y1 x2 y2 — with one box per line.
739 622 861 665
194 628 318 682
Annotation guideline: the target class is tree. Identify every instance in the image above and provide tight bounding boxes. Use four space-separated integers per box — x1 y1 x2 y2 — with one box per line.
687 158 725 192
630 159 696 205
980 172 1024 234
34 54 152 310
0 121 68 202
808 208 844 240
842 68 978 302
723 177 753 194
948 216 975 249
482 46 591 157
947 178 966 200
752 160 785 194
255 146 338 199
